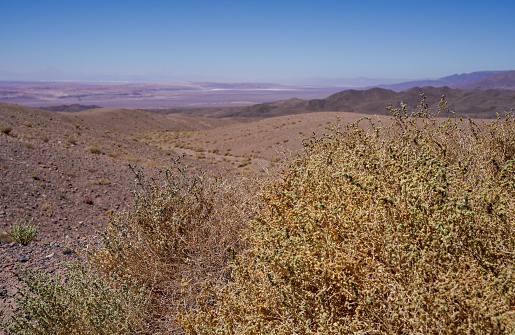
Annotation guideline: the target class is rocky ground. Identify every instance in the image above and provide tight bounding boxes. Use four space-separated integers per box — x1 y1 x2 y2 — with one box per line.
0 105 169 329
0 135 145 331
0 133 141 242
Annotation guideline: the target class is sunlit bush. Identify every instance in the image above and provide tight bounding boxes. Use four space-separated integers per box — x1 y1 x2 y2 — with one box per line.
179 97 515 334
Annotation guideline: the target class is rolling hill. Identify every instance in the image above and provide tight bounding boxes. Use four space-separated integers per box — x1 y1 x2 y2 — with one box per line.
218 86 515 119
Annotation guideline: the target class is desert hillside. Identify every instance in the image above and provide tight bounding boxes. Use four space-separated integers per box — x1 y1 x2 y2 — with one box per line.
1 102 390 242
2 92 511 242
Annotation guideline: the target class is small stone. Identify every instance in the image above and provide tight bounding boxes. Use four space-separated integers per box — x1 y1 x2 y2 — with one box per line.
17 256 29 263
0 228 14 243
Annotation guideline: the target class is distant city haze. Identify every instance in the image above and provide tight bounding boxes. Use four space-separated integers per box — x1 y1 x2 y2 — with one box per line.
1 0 514 83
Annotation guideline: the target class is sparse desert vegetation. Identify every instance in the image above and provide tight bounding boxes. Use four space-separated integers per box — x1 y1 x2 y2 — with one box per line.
84 145 104 155
3 96 515 333
0 125 12 135
6 220 38 246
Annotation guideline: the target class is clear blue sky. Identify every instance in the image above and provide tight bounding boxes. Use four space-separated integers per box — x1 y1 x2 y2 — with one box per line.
1 0 514 82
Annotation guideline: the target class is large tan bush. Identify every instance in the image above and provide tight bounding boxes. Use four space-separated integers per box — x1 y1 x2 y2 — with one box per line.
179 97 515 334
3 163 257 334
88 163 256 333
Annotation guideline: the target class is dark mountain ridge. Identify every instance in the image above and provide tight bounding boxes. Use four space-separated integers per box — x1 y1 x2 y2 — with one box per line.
40 104 103 112
223 86 515 119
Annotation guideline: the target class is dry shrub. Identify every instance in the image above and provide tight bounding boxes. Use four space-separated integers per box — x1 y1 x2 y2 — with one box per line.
1 125 12 135
66 135 78 145
2 264 149 334
178 97 515 333
85 145 104 155
87 162 257 333
2 161 258 334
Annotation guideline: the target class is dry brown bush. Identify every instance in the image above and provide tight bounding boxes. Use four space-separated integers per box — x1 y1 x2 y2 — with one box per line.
84 145 104 155
2 161 260 334
86 162 259 333
178 97 515 334
1 125 12 135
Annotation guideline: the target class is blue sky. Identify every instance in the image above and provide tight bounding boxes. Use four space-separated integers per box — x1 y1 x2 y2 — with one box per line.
1 0 514 83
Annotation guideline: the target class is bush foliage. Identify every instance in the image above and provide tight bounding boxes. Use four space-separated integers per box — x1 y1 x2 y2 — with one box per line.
3 264 149 335
86 163 255 332
178 97 515 333
3 96 515 334
8 220 38 246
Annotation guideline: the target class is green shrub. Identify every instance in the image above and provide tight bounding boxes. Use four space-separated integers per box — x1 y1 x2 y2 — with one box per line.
1 263 149 334
8 220 38 245
178 97 515 333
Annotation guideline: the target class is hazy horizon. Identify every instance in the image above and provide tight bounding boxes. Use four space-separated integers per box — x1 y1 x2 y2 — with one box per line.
1 0 514 83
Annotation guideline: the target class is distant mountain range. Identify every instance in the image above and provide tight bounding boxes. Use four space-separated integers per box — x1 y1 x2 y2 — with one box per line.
2 70 515 118
216 85 515 119
373 71 513 91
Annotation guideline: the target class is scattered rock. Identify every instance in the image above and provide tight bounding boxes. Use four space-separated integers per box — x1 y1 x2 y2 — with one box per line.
0 228 14 243
83 195 93 205
17 256 29 263
62 249 73 255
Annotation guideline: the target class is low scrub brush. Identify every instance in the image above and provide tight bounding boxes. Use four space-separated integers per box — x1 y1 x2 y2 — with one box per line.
2 263 149 334
5 96 515 334
178 96 515 334
2 160 258 334
8 220 38 245
87 161 257 332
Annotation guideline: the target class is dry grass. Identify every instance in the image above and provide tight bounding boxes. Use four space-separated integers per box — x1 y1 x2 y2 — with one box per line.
66 135 78 145
84 145 105 155
1 125 12 135
91 178 111 185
